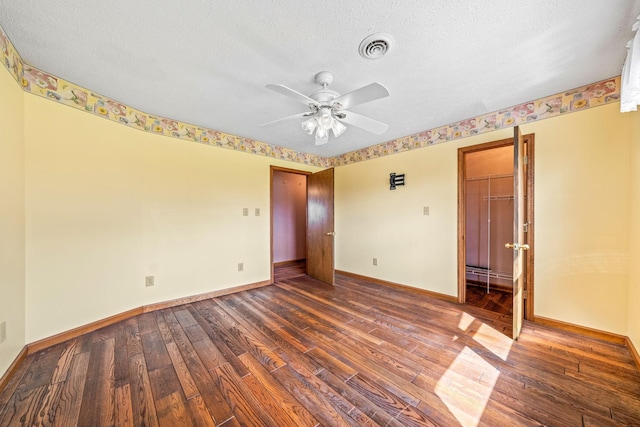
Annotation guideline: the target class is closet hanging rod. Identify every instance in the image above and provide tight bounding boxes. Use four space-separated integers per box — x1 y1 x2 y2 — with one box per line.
482 195 514 201
465 266 513 281
466 173 514 181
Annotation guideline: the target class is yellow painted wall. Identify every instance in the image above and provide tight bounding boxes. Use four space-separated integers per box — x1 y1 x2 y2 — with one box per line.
336 102 633 335
336 140 461 294
0 67 26 375
24 94 319 343
629 109 640 353
530 103 630 334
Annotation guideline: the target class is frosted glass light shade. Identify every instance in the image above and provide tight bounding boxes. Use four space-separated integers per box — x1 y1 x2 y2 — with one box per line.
319 110 333 128
301 117 317 135
315 124 328 140
315 134 329 145
331 119 346 137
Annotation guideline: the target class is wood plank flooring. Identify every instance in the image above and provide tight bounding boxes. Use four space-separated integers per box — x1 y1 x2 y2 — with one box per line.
273 260 307 282
1 268 639 426
465 284 513 316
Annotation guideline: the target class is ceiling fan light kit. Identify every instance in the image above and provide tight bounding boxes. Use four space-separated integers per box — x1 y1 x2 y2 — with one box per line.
301 104 347 146
261 71 390 145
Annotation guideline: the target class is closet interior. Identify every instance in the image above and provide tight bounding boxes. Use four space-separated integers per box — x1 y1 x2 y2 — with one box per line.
464 145 514 312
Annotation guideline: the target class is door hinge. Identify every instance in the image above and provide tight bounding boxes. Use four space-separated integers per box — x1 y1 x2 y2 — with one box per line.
523 155 528 165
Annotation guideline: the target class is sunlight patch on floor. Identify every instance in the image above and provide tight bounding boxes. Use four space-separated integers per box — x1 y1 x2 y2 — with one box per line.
473 323 513 361
435 346 500 427
458 312 475 330
457 312 513 360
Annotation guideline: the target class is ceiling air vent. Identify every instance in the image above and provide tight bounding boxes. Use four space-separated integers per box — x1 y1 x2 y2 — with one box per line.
358 33 395 60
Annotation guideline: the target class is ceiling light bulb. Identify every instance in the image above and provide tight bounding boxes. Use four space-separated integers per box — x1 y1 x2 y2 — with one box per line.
315 124 328 140
301 117 317 135
319 109 333 129
331 119 347 137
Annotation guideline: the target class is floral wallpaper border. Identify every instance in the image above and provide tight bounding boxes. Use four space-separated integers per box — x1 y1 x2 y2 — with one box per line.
1 24 621 168
0 26 331 168
334 76 620 166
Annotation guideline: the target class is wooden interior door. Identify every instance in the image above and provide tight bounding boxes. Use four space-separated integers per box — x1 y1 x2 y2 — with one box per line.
307 168 335 285
509 126 527 339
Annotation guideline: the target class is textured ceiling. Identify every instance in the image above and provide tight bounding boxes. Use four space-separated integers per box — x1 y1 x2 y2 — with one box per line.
1 0 639 157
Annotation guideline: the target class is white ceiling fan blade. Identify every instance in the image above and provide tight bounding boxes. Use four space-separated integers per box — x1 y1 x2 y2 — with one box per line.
337 111 389 135
332 82 389 110
266 84 318 106
260 112 311 127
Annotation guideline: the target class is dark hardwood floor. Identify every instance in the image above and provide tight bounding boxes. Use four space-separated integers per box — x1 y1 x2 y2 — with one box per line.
273 260 307 282
1 267 639 426
465 283 513 316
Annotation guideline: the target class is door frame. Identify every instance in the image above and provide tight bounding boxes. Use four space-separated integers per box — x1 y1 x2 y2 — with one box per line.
457 135 535 321
270 165 311 284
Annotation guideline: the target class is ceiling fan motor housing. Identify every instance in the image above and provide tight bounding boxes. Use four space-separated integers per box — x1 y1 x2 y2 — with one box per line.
311 71 340 107
310 89 340 105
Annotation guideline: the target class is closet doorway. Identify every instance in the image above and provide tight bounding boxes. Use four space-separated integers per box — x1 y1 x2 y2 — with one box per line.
271 167 309 282
270 166 336 285
465 145 514 314
457 133 535 324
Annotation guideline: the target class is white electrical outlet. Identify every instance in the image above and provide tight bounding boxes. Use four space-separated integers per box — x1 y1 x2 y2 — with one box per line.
243 208 249 216
238 262 244 272
145 275 155 287
0 321 6 344
373 258 378 266
255 208 260 216
423 206 430 216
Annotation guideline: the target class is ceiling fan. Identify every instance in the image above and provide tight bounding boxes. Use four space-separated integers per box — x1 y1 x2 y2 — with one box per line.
260 71 390 145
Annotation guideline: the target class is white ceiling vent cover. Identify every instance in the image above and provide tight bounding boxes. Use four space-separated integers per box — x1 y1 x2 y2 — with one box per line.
358 33 395 60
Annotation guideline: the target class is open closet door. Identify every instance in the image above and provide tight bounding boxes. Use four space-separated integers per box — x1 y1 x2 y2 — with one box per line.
307 168 335 285
508 126 528 339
